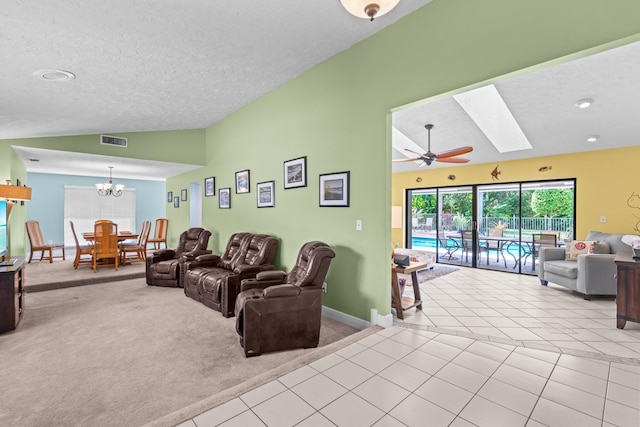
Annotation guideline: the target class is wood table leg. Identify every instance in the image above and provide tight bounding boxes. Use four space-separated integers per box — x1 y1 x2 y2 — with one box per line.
391 270 404 319
411 271 422 311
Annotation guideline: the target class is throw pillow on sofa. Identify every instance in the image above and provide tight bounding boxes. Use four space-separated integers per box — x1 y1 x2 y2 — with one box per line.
565 240 596 260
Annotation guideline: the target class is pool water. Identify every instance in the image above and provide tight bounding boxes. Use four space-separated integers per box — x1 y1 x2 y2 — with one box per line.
412 236 527 257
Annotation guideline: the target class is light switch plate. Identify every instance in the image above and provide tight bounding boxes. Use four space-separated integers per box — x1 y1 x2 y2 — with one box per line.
356 219 362 231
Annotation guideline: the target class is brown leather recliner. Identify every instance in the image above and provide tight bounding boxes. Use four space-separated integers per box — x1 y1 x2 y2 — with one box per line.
235 241 336 357
183 233 279 317
146 227 211 287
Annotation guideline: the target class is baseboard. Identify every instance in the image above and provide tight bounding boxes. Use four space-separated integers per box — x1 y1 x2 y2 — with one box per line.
322 305 370 330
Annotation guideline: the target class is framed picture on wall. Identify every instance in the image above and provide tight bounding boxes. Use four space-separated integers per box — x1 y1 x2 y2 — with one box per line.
173 196 179 208
235 170 250 194
219 187 231 209
181 189 187 201
257 181 275 208
319 171 350 207
167 191 173 202
204 177 215 197
283 156 306 189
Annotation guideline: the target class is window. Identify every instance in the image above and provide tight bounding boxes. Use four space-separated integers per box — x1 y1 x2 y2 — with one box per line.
64 186 136 247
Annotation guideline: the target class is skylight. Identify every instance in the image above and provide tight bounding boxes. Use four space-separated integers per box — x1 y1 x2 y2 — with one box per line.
453 84 532 153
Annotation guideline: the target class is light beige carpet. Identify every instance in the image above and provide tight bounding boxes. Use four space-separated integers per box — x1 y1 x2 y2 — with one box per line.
0 277 364 426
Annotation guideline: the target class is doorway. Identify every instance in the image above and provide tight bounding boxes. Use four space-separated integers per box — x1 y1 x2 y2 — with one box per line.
190 181 202 228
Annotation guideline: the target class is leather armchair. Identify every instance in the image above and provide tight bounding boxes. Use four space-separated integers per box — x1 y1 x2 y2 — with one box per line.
235 241 336 357
183 233 279 317
146 227 211 287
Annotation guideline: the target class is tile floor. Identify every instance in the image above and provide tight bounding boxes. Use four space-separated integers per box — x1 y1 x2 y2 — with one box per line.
177 267 640 427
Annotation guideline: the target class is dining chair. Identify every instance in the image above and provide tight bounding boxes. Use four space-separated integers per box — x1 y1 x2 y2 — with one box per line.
147 218 168 250
70 221 93 269
531 233 558 271
25 220 66 263
92 220 120 272
121 220 151 263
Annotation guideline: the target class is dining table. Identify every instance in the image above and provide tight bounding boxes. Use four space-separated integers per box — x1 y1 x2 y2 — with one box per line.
82 231 140 266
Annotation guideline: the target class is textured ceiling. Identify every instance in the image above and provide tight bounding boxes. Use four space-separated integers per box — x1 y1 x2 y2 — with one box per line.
392 40 640 172
2 0 431 179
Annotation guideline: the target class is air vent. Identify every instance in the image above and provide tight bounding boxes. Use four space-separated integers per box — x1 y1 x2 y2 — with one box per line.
100 135 128 148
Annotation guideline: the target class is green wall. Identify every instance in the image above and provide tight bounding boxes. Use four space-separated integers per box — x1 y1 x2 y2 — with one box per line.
167 0 640 322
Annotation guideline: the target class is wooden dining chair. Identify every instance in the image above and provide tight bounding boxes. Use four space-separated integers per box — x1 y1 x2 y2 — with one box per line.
147 218 168 250
25 220 66 263
92 220 120 272
70 221 92 269
121 220 151 263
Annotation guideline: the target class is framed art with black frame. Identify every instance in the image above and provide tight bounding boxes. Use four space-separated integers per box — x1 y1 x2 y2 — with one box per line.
167 191 173 202
319 171 350 207
235 170 250 194
173 196 179 208
219 187 231 209
257 181 275 208
181 189 187 201
204 177 215 197
283 156 307 189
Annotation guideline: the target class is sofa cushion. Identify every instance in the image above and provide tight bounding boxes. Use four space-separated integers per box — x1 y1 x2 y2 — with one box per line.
565 240 595 260
594 241 610 254
586 231 629 255
544 260 578 279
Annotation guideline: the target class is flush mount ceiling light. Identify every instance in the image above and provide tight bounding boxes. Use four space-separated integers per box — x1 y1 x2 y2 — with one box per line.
339 0 400 21
453 84 533 153
575 98 594 109
586 135 600 142
32 69 76 82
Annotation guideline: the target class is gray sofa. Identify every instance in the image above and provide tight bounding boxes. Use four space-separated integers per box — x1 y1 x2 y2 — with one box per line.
538 231 633 299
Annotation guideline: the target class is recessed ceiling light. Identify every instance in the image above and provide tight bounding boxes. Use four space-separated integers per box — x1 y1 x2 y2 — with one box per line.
586 135 599 142
33 69 76 82
575 98 593 109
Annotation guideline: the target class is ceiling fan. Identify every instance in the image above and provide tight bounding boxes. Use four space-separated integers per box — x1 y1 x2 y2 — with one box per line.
394 124 473 167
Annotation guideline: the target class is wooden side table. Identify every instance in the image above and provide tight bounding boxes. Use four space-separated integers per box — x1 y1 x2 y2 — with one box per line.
615 254 640 329
392 261 426 319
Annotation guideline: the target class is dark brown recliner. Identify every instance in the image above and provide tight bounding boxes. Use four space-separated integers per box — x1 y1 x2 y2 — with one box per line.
183 233 279 317
235 241 336 357
145 227 211 287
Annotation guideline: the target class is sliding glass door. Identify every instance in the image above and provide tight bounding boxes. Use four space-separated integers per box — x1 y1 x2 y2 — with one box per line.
407 179 575 275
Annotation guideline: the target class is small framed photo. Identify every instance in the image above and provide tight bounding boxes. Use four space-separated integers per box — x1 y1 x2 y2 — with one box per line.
219 187 231 209
204 177 215 197
167 191 173 202
257 181 275 208
284 156 307 189
319 171 350 207
181 189 187 201
173 196 180 208
235 170 250 194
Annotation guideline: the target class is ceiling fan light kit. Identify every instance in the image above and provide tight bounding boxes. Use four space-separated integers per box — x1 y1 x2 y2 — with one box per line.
339 0 400 21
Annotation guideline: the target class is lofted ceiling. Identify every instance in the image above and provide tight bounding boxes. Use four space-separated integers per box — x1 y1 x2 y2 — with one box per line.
392 40 640 172
2 0 431 180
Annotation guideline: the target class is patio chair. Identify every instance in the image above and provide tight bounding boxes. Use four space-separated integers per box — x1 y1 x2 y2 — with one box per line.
531 233 558 271
437 235 460 260
25 220 66 263
480 228 507 268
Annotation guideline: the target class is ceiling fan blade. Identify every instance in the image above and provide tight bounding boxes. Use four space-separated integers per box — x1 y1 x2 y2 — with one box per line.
435 146 473 159
393 157 423 162
436 157 470 163
404 148 424 156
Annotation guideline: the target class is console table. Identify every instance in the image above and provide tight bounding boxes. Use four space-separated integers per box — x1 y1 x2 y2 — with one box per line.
615 254 640 329
0 257 25 333
392 261 426 319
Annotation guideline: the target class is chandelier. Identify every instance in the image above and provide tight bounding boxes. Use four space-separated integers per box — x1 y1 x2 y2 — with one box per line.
96 166 124 197
339 0 400 21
